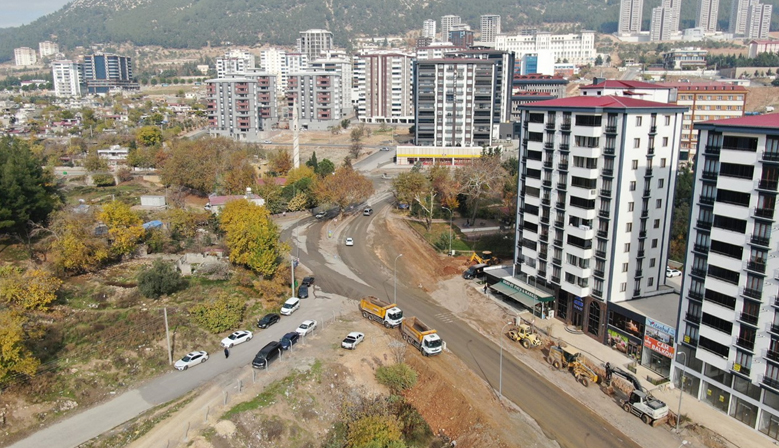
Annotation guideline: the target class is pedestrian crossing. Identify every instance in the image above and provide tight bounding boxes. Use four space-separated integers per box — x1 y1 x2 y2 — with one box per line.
434 312 456 324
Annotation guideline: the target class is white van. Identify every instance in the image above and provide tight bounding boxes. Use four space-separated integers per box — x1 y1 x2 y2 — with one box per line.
280 297 300 315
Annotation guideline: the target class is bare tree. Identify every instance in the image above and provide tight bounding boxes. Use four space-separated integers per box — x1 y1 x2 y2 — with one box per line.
456 154 506 224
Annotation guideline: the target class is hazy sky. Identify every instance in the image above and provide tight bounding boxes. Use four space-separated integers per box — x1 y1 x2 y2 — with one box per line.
0 0 72 28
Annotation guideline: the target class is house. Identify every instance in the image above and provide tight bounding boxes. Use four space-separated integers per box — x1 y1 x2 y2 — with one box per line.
205 189 265 214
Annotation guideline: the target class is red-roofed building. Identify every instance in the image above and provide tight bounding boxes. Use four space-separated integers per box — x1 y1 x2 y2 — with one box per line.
205 189 265 215
748 40 779 58
580 79 675 103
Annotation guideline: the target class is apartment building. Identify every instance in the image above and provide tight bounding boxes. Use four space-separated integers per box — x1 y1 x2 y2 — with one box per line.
14 47 37 66
673 113 779 442
619 0 644 35
309 56 353 112
353 52 414 124
38 41 59 59
206 71 278 142
414 50 514 148
416 43 464 60
749 40 779 58
286 72 342 126
216 49 256 78
580 79 675 103
494 31 596 66
441 15 462 42
423 19 437 39
514 96 685 343
517 52 555 76
511 74 569 120
650 6 675 41
51 60 81 98
662 47 708 70
696 0 721 33
81 53 137 93
448 25 475 48
480 15 501 43
296 29 334 60
746 2 773 39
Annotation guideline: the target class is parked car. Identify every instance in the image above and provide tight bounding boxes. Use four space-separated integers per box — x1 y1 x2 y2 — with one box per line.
280 297 300 315
363 207 373 216
345 237 354 246
252 341 282 369
262 140 272 144
302 276 315 287
341 332 365 350
298 284 309 299
379 146 391 151
174 351 208 371
221 330 253 348
257 313 281 329
315 211 326 219
296 319 318 336
280 332 300 350
666 267 682 278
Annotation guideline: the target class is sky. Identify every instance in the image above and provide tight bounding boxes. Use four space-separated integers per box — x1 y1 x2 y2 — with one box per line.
0 0 72 28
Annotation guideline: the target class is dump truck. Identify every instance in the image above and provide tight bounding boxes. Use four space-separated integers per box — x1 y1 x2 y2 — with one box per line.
359 296 404 328
400 316 443 356
548 345 599 387
506 324 542 349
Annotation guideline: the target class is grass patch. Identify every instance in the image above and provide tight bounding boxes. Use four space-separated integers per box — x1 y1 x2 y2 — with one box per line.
222 364 320 418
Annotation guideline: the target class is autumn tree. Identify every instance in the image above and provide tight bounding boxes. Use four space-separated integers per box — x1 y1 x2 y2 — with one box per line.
220 199 286 277
455 154 506 224
314 166 374 211
392 171 436 229
428 165 460 210
49 209 110 274
268 148 293 175
0 266 62 310
99 201 145 257
223 150 257 194
136 126 163 147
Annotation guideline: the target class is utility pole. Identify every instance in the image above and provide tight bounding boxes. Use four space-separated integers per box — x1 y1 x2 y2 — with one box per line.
292 98 300 168
164 307 172 365
291 255 296 297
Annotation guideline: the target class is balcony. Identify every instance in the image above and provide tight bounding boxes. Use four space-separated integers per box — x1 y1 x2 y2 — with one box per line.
701 170 718 180
604 146 615 156
704 145 721 155
764 376 779 390
642 189 651 198
593 289 603 298
543 179 552 187
696 220 713 230
769 323 779 336
746 259 766 274
553 239 563 247
544 142 554 150
600 189 612 197
736 337 755 351
649 125 657 134
597 230 608 238
554 220 564 228
633 289 642 298
551 276 561 284
545 122 556 130
599 210 610 218
555 201 566 210
753 207 775 220
762 151 779 163
768 350 779 363
685 312 701 323
560 123 571 131
688 290 704 301
594 269 605 278
539 251 548 261
635 269 644 278
543 161 553 169
539 233 549 242
682 335 699 346
641 210 649 218
699 196 715 205
602 168 614 177
758 179 779 191
596 250 606 258
605 125 617 133
557 183 567 190
559 143 570 152
749 234 771 247
690 267 706 278
732 362 751 376
538 270 547 278
638 230 647 239
644 168 654 177
541 197 551 206
540 215 550 224
552 257 562 266
647 147 655 156
739 312 759 326
558 163 569 171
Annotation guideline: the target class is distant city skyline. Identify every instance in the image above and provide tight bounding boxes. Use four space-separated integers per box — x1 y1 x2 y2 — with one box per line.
0 0 71 28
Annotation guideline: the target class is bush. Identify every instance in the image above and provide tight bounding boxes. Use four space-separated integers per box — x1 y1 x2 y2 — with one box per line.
116 167 133 182
92 173 115 187
347 415 403 448
190 294 244 333
375 363 417 393
137 259 186 298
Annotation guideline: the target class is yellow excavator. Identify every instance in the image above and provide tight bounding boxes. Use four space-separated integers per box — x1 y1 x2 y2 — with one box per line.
469 251 501 266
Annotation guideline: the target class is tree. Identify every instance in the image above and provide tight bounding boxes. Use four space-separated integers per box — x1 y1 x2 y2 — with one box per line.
349 141 362 159
772 77 779 87
316 158 336 177
0 309 40 385
137 259 186 298
83 150 109 172
136 126 163 147
220 199 286 276
49 209 110 274
455 154 506 224
159 138 233 194
595 55 604 66
306 152 319 171
314 166 374 211
347 415 404 448
99 201 145 257
190 294 245 333
0 266 62 310
340 119 351 130
223 151 257 194
428 165 460 210
268 148 293 175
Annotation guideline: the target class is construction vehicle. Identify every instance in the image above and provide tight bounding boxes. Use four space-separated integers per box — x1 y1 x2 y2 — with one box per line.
605 363 644 392
547 345 599 387
622 390 669 426
359 296 404 328
506 324 542 349
400 316 443 356
469 251 501 266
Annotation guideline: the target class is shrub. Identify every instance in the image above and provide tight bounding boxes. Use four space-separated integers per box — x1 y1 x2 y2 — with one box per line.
347 415 403 448
116 167 133 182
190 294 244 333
137 259 186 299
375 363 417 393
92 173 115 187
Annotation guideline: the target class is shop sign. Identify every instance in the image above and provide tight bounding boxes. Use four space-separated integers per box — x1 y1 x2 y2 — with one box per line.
646 318 676 338
573 296 584 311
644 335 675 358
608 329 629 353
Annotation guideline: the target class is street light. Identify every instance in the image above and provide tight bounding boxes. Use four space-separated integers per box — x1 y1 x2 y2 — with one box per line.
499 321 513 398
676 349 688 433
394 254 403 304
442 206 453 256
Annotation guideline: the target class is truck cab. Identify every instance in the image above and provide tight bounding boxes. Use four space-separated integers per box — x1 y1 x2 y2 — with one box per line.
422 333 443 356
384 306 404 326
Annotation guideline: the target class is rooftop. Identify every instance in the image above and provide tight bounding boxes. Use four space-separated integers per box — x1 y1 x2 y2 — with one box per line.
698 112 779 130
660 81 747 91
580 80 670 90
522 95 686 110
614 289 680 328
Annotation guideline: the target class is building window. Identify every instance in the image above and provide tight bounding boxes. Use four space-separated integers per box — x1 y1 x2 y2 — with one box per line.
658 179 664 188
632 160 639 170
619 282 627 292
636 116 642 126
587 302 601 335
662 137 669 146
630 181 636 191
622 262 629 272
665 115 671 125
648 277 654 287
656 199 662 208
660 158 666 168
625 243 631 253
652 239 658 248
634 139 640 149
654 219 660 228
626 222 633 232
650 258 656 267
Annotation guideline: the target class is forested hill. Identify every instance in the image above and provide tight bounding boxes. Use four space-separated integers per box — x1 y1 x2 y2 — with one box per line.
0 0 777 63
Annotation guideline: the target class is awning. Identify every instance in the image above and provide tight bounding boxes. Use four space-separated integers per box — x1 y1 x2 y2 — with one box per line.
500 278 555 302
490 282 539 310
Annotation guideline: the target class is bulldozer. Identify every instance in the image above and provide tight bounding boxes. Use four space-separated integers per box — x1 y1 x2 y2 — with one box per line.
469 251 501 266
547 345 599 387
506 324 543 349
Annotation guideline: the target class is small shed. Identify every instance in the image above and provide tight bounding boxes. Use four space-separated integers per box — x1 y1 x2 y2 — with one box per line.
140 195 166 207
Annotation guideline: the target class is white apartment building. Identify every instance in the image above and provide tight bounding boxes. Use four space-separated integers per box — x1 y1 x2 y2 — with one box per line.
423 19 437 39
353 51 414 124
206 71 278 142
494 31 596 66
696 0 721 33
480 15 501 43
746 2 773 39
651 7 674 41
441 15 462 42
729 0 767 36
286 72 343 126
580 80 675 103
260 49 309 96
216 49 256 78
674 113 779 442
309 57 353 113
619 0 644 35
38 41 59 59
51 60 81 98
296 29 334 60
416 42 463 60
14 47 37 66
514 95 685 342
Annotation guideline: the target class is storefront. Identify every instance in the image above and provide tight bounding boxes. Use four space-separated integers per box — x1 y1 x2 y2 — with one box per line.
642 318 676 377
489 276 555 318
607 303 645 361
557 291 607 343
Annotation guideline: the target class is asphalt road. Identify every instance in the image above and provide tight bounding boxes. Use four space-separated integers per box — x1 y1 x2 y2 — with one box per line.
292 199 642 448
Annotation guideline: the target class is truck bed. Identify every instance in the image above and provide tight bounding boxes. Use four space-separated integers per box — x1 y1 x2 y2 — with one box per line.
362 296 391 308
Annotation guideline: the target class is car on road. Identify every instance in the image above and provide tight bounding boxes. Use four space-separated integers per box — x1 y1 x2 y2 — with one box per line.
252 341 282 369
174 351 208 370
302 276 315 287
341 332 365 350
280 332 300 350
257 313 281 329
666 267 682 278
221 330 253 348
262 140 272 144
280 297 300 315
379 146 391 151
345 237 354 246
298 284 309 299
296 319 317 336
315 211 326 219
363 207 373 216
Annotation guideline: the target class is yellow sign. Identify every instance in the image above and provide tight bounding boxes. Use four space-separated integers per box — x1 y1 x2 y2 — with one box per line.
734 363 741 372
684 335 690 343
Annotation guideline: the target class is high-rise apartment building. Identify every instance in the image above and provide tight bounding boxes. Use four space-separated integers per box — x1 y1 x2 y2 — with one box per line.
206 71 278 141
515 96 686 342
414 50 514 147
423 19 437 39
216 49 256 78
14 47 37 66
673 113 779 441
746 2 773 39
448 25 475 48
441 15 462 42
651 7 674 41
81 53 137 93
51 60 81 98
729 0 762 35
38 41 59 59
309 56 353 112
696 0 721 33
494 31 596 66
619 0 644 35
286 72 343 123
296 29 334 60
480 15 502 43
353 51 414 124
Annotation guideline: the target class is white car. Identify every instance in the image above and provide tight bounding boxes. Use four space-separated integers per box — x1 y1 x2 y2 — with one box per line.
262 140 272 144
341 332 365 350
221 330 253 348
174 351 208 371
345 237 354 246
280 297 300 316
296 319 318 336
666 267 682 278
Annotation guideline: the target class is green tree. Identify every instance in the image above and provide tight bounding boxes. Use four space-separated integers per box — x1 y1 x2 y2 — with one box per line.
595 55 604 66
137 259 186 299
136 125 163 147
190 294 244 333
316 158 335 177
306 151 319 171
220 199 286 276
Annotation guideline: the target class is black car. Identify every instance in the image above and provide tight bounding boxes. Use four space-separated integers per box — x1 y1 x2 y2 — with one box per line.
302 276 315 287
257 313 280 329
280 332 300 350
252 341 282 369
298 284 309 299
